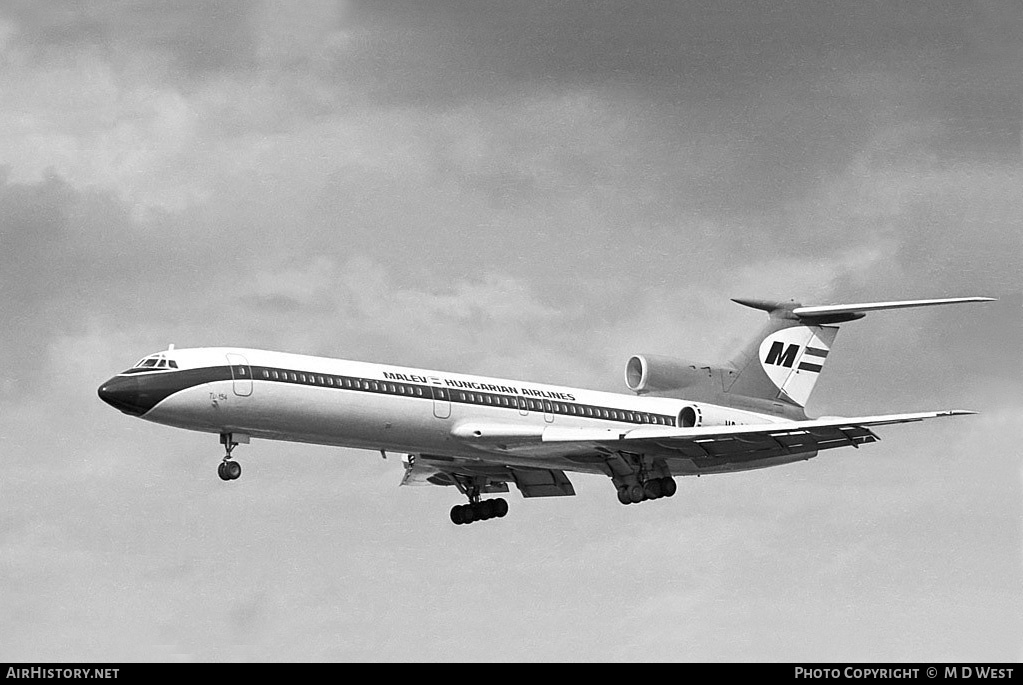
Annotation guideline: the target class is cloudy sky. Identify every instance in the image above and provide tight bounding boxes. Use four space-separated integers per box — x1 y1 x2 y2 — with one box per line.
1 1 1020 662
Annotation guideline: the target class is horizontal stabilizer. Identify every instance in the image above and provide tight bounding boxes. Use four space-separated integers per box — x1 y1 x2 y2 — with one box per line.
793 297 995 318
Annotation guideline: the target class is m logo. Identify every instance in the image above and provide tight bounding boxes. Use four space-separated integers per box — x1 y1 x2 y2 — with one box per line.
764 342 799 368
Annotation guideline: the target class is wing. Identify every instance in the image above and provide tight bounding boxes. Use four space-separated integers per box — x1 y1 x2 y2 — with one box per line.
449 410 976 475
402 410 974 491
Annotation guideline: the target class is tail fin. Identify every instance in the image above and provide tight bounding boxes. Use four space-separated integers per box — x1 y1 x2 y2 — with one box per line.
723 297 995 412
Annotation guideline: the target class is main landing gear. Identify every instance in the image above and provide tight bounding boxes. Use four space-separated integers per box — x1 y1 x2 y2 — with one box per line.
616 477 676 505
217 433 243 481
606 454 677 506
450 476 509 525
450 498 509 525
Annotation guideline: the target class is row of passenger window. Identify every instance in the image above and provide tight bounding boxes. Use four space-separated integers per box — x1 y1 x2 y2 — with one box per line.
250 366 674 426
255 367 429 396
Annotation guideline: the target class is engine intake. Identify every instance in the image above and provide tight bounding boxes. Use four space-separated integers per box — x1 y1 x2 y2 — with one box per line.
676 402 782 428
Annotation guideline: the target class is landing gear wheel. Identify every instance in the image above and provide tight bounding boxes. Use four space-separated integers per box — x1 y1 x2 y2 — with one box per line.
644 479 663 500
617 487 632 505
628 484 646 504
493 498 509 518
660 477 677 498
450 506 465 525
220 460 241 480
479 500 496 520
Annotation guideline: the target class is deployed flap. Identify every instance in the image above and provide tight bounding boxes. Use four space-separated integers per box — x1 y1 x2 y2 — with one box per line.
508 468 576 498
539 410 975 462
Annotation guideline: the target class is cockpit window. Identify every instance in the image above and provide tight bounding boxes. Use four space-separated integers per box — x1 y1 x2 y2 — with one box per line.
130 354 179 371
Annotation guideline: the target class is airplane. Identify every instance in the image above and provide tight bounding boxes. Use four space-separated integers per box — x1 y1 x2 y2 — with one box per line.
97 295 994 525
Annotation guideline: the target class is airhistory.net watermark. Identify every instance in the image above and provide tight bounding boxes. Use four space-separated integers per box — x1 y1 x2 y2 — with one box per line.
5 669 118 679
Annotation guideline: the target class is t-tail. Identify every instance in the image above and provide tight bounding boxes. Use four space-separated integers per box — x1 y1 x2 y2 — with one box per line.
624 296 995 419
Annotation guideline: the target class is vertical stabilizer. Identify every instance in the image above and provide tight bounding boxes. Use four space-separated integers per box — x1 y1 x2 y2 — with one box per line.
722 296 994 413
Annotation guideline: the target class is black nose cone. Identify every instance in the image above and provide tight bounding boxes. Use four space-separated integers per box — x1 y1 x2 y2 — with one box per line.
98 376 145 416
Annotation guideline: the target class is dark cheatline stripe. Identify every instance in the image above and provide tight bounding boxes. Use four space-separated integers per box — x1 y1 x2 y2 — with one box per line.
113 364 675 426
798 362 823 373
804 347 829 358
105 366 234 415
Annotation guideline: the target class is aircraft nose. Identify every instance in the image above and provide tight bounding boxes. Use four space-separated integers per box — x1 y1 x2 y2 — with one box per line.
97 376 145 416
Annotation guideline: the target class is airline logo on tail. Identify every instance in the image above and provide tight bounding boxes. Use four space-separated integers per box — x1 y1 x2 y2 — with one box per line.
764 341 829 372
758 326 837 406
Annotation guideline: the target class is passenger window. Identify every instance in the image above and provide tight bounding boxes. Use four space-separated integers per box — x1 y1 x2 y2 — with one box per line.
262 370 269 378
239 367 247 376
290 373 297 381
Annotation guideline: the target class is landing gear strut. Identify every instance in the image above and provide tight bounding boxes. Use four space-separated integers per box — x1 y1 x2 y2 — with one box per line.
217 433 243 481
449 477 509 525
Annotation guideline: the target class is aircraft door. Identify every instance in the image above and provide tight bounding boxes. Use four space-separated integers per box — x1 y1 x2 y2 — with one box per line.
226 353 253 397
430 380 451 419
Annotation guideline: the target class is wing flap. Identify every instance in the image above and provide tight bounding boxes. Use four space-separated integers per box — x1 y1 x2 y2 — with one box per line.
509 467 576 498
539 410 972 460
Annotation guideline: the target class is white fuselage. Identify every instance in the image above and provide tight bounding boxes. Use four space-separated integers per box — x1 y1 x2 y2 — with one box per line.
102 347 788 476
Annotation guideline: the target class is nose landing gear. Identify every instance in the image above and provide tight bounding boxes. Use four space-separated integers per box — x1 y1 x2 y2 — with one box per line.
217 433 246 481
